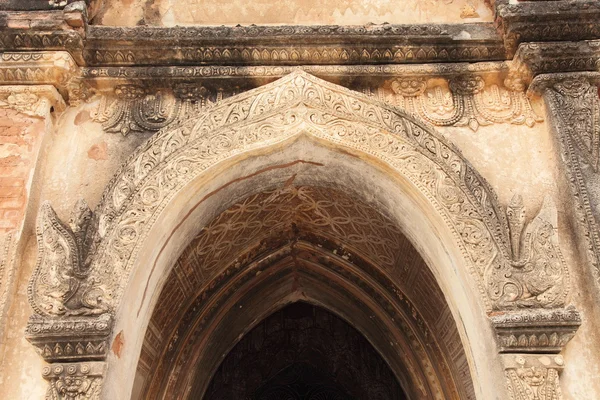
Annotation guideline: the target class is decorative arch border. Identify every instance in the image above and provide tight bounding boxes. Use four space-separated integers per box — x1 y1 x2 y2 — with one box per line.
25 71 578 400
29 71 568 316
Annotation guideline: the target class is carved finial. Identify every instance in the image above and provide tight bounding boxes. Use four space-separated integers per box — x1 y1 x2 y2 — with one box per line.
507 194 526 260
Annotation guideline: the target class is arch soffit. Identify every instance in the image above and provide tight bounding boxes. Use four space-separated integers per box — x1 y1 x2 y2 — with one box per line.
139 186 474 399
28 70 570 323
147 242 456 400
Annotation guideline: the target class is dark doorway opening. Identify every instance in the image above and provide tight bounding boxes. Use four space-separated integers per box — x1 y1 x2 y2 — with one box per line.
204 302 407 400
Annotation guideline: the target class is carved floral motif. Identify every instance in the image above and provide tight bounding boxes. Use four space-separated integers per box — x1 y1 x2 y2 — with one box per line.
91 85 221 136
29 71 569 317
544 75 600 287
501 196 567 308
503 355 564 400
390 76 542 131
28 201 108 316
42 362 105 400
92 75 542 136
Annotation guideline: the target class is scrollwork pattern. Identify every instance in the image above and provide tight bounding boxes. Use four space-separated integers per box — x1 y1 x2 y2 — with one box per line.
390 76 542 131
29 71 569 317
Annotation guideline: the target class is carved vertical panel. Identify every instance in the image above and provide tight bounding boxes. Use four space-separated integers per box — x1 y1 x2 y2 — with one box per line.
544 74 600 286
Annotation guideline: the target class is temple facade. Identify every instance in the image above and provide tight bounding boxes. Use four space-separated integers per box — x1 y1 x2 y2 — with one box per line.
0 0 599 399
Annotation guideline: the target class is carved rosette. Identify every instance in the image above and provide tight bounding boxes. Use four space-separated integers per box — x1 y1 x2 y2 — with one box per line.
502 354 564 400
0 85 65 117
42 362 105 400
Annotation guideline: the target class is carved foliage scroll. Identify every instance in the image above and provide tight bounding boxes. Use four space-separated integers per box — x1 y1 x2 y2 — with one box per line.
501 196 567 308
29 71 569 317
545 75 600 285
28 201 107 317
389 76 542 131
91 75 542 136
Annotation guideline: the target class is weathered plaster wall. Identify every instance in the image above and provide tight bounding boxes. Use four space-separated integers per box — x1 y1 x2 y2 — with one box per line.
0 103 147 399
0 91 64 398
95 0 493 26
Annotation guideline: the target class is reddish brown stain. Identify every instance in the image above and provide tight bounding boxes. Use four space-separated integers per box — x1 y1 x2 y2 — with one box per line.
74 110 91 126
88 141 108 161
283 174 297 188
137 159 324 316
112 330 125 358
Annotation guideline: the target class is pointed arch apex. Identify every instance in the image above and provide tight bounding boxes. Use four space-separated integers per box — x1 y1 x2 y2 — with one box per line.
28 70 569 320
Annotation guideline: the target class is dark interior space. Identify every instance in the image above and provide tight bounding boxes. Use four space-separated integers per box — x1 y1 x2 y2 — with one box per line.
204 302 407 400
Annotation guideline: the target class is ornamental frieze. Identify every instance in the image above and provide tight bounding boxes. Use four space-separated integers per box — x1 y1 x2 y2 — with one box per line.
88 72 543 136
28 71 568 320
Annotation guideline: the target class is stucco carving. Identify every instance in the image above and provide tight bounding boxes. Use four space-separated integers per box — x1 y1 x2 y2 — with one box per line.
389 75 542 131
26 313 112 363
491 306 581 353
42 361 105 400
28 71 569 319
0 85 66 117
544 74 600 286
502 354 564 400
28 200 108 316
502 196 567 308
91 73 541 135
91 84 220 135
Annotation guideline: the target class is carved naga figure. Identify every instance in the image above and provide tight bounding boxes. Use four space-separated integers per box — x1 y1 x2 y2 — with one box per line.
29 200 108 316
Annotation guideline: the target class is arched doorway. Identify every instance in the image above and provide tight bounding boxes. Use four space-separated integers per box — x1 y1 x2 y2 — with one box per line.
27 71 573 400
133 184 475 399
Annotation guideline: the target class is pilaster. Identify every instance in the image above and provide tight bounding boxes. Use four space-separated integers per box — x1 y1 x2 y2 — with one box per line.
0 84 65 360
492 307 581 400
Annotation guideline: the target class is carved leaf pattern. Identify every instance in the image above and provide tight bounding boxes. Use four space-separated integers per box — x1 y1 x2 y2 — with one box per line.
30 71 568 314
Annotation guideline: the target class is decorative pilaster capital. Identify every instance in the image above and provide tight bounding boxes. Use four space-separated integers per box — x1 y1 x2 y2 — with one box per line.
502 354 564 400
491 306 581 353
25 313 113 363
0 85 65 117
42 361 105 400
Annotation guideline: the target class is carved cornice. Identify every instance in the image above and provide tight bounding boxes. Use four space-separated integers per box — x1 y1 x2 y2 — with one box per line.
492 0 600 55
0 51 80 102
512 40 600 86
84 23 505 66
491 306 581 353
42 361 105 400
26 313 112 363
0 84 65 116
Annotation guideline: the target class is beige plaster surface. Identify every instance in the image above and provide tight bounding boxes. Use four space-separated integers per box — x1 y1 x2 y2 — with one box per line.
96 0 493 26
